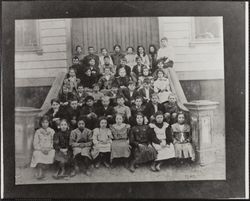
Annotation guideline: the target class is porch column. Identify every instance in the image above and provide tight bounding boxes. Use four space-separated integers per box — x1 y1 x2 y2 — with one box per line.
15 107 41 168
184 100 219 166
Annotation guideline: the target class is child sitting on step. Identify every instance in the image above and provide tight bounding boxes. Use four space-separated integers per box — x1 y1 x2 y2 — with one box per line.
154 69 171 103
64 67 81 95
163 93 179 124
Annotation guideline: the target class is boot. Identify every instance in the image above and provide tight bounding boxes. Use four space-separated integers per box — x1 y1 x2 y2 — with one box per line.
129 161 136 173
95 161 101 168
150 162 157 172
155 162 162 171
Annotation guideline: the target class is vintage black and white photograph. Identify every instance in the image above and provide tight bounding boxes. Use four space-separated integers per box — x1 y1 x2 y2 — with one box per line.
14 16 226 185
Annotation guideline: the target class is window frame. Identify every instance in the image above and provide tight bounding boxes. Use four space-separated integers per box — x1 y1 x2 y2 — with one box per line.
15 20 43 53
189 17 223 46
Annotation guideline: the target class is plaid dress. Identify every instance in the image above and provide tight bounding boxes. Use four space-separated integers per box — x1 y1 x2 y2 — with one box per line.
172 123 195 161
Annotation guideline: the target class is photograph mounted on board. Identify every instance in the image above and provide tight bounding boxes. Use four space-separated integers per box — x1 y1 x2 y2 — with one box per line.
14 16 225 184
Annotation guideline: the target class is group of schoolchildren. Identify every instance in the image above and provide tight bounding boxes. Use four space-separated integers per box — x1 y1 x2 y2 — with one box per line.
30 37 195 180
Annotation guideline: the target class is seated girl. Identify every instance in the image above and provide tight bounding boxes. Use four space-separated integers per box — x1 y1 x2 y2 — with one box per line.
138 66 153 87
45 98 65 132
92 117 113 168
171 112 195 165
148 44 158 74
136 45 150 67
99 48 114 68
69 117 93 176
30 115 55 180
58 84 74 112
64 67 81 95
125 46 136 69
110 114 131 167
53 119 74 179
129 112 157 173
154 69 171 103
148 111 175 171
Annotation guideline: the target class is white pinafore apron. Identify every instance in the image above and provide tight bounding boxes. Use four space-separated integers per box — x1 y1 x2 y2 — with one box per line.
152 123 175 161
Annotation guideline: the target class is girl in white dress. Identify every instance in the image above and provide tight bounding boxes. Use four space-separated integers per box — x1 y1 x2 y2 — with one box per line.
30 115 55 179
92 117 113 168
153 69 171 103
148 111 175 171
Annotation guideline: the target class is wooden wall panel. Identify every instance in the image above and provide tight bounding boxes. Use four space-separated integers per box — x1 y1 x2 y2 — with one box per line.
72 17 159 55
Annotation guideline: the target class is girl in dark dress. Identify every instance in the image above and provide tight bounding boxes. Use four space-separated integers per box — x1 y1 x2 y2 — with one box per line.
129 112 157 172
148 44 158 73
53 119 73 179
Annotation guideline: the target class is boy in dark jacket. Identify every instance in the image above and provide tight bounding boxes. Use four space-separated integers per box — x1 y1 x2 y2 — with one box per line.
80 96 98 130
143 93 165 123
163 93 179 124
66 98 81 130
96 96 115 124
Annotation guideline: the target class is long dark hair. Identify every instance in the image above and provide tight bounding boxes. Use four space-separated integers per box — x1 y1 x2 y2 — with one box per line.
137 45 146 57
149 44 157 55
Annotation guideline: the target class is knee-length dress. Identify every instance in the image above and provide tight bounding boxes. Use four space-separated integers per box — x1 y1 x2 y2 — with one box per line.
30 127 55 168
92 128 113 159
69 128 93 159
110 124 131 161
149 122 175 161
171 123 195 161
53 130 72 164
129 124 157 164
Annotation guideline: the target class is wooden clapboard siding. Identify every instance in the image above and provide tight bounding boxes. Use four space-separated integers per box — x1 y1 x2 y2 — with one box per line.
158 17 224 80
71 17 159 55
15 19 69 87
16 67 67 78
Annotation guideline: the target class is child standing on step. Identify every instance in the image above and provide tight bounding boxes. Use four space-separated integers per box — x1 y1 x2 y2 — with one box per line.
70 117 93 176
171 112 195 165
110 114 131 167
92 117 113 168
53 119 73 179
30 115 55 180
